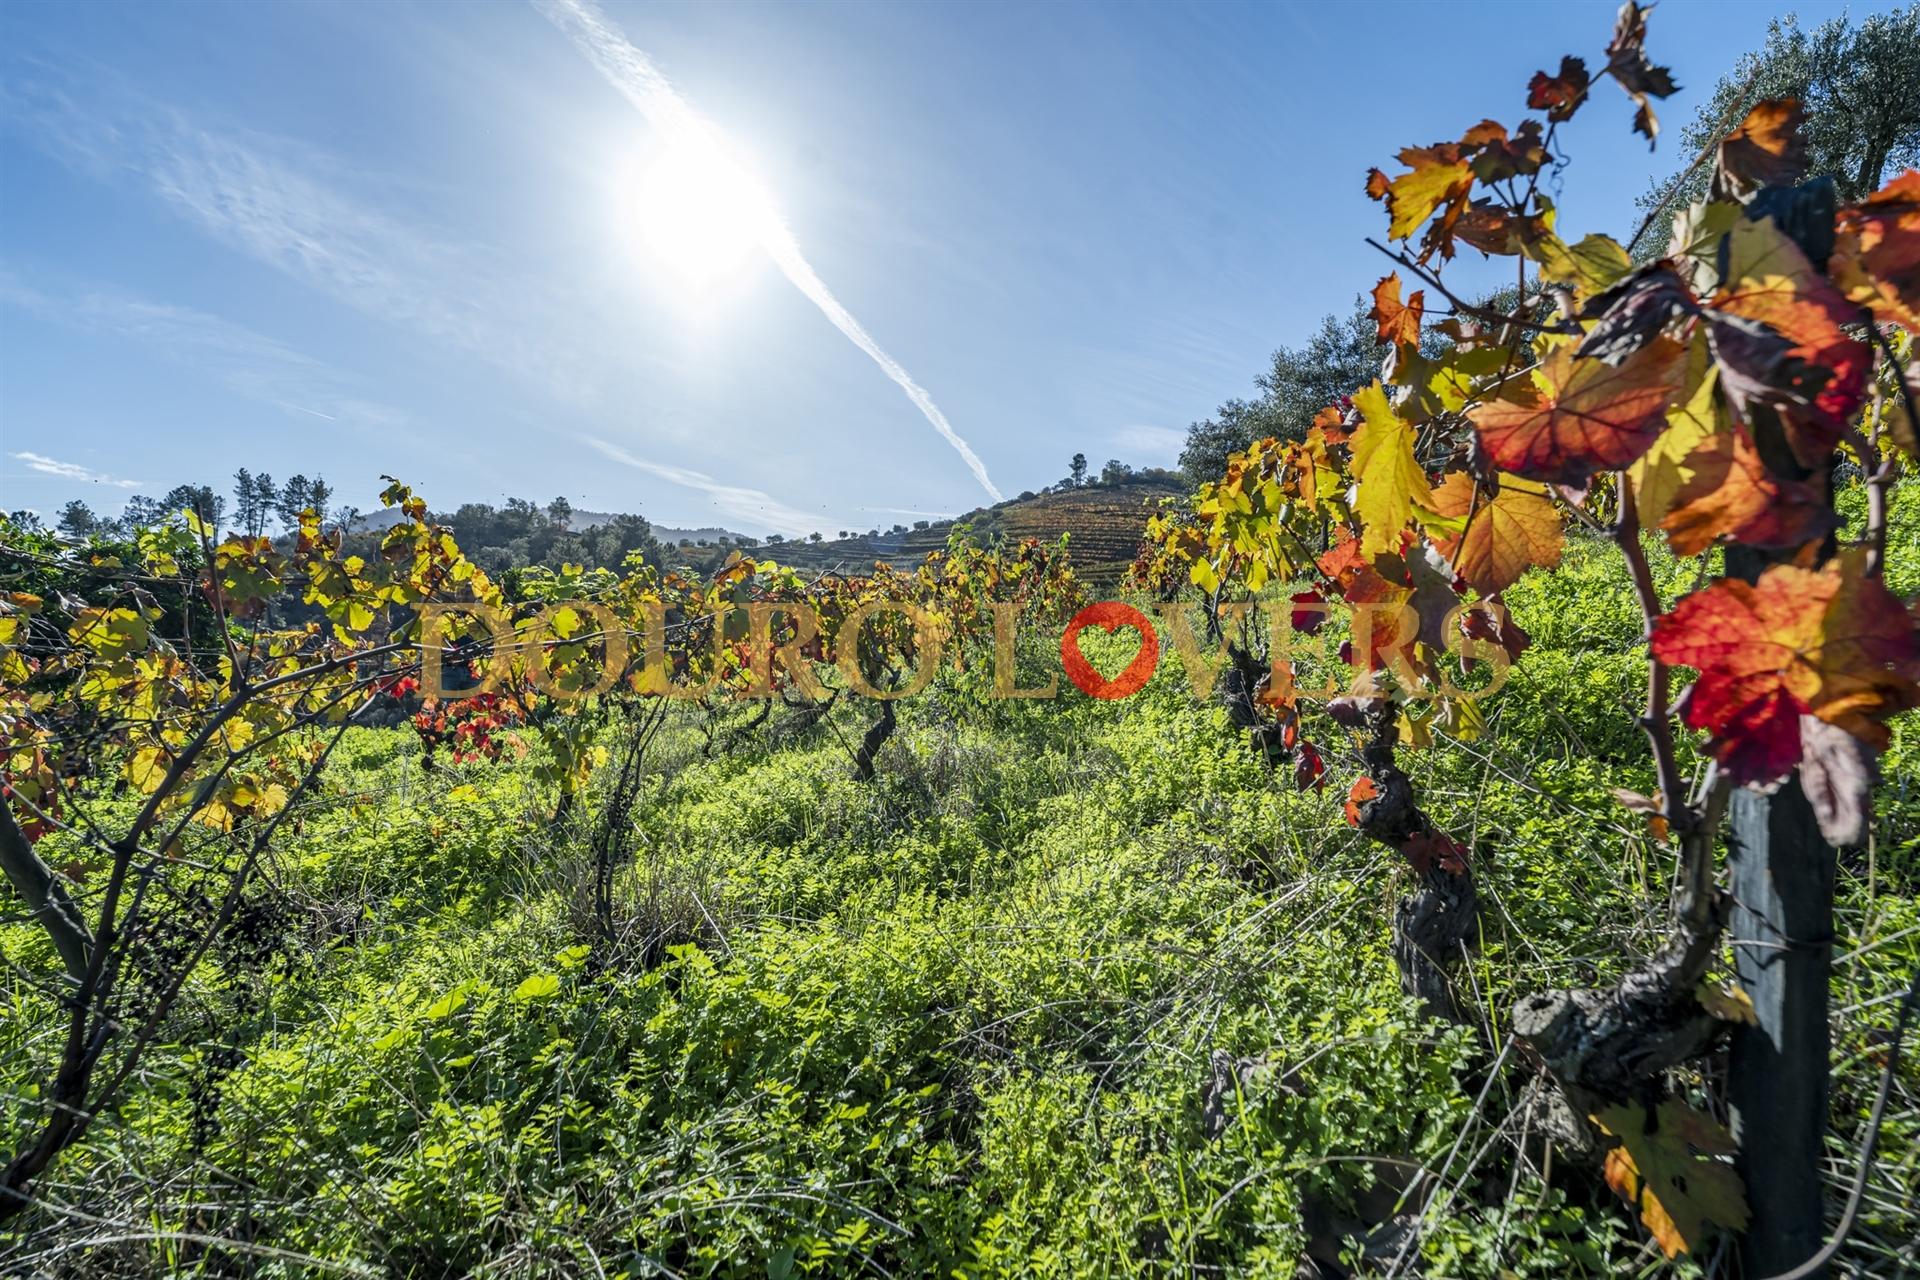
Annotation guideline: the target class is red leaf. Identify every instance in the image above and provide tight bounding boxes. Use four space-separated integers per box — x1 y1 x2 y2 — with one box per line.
1402 829 1468 875
1528 55 1591 123
1470 338 1687 486
1650 557 1920 784
1708 217 1871 465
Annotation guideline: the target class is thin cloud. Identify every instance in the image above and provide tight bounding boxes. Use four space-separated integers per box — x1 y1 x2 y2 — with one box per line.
578 435 820 539
536 0 1004 503
0 271 407 429
11 452 142 489
1113 424 1187 458
0 64 594 399
858 505 959 520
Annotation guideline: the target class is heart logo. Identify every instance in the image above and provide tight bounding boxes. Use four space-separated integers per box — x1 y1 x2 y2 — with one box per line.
1059 602 1159 700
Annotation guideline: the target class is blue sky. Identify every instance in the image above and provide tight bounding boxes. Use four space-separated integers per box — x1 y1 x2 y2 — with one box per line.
0 0 1899 538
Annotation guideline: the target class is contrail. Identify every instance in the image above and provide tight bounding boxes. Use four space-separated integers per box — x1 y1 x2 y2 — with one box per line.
535 0 1003 502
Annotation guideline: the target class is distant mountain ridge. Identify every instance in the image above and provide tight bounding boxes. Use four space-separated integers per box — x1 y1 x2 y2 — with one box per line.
748 477 1184 584
347 478 1185 584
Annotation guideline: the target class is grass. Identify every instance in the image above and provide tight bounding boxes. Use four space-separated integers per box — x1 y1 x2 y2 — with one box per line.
0 527 1915 1278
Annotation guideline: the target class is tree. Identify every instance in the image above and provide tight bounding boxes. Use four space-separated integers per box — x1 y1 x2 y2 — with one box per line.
1099 459 1132 487
275 475 314 532
231 468 257 536
809 532 824 544
160 484 223 529
54 501 96 540
307 477 332 529
118 495 165 531
232 468 277 538
1637 6 1920 256
1068 453 1088 487
1179 300 1384 480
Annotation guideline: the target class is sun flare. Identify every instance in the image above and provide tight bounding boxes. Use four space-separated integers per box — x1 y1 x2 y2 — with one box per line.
627 136 779 290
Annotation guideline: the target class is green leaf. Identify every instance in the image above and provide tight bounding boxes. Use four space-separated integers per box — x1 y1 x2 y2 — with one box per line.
422 988 469 1020
512 973 562 1001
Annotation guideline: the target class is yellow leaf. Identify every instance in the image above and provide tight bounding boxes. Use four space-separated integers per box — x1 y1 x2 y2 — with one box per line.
1694 981 1759 1025
129 745 171 794
1530 231 1632 300
1630 352 1723 526
1350 382 1433 558
1593 1101 1749 1258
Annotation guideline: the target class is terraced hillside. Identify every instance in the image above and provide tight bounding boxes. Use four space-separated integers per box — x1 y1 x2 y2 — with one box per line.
758 475 1185 583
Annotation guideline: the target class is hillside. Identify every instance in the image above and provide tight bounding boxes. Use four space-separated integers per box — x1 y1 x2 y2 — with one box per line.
751 476 1185 582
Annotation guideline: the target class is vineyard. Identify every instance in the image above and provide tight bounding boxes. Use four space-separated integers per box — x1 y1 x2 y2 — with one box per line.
4 4 1920 1278
750 476 1189 585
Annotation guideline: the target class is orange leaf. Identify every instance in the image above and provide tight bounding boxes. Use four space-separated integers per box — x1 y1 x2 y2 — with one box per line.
1429 472 1564 595
1712 98 1807 200
1650 555 1920 783
1658 424 1836 556
1709 216 1871 465
1833 168 1920 332
1370 273 1424 349
1470 338 1686 486
1594 1101 1748 1258
1343 775 1379 827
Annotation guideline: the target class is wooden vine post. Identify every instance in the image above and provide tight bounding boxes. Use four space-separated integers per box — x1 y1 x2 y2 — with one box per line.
1727 776 1835 1277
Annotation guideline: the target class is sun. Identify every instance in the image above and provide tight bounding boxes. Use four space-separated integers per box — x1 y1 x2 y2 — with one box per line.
627 135 779 291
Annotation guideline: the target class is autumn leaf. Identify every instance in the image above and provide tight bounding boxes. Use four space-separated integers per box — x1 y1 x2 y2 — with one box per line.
1290 590 1328 635
1343 775 1378 827
1528 55 1590 122
1370 272 1425 349
1712 98 1807 201
1370 145 1474 247
1460 119 1550 184
1401 828 1468 875
1659 423 1836 556
1709 216 1871 465
1350 382 1435 557
1574 261 1698 364
1694 981 1760 1026
1797 714 1876 846
129 745 171 794
1604 0 1679 146
1470 337 1686 486
1594 1101 1747 1258
1651 556 1920 784
1457 599 1531 665
1530 231 1635 303
1456 202 1554 258
1317 531 1370 594
1629 350 1723 525
1429 471 1564 595
1832 169 1920 331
